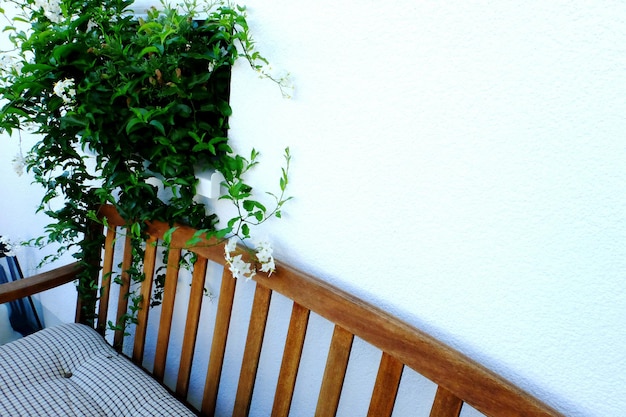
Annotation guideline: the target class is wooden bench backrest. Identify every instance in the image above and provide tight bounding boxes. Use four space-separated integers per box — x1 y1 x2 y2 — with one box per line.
90 205 563 417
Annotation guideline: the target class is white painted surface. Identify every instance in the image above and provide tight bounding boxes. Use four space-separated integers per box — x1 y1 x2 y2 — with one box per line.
1 1 625 415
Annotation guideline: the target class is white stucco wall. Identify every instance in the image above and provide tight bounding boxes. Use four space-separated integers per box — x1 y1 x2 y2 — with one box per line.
226 2 626 416
2 1 626 415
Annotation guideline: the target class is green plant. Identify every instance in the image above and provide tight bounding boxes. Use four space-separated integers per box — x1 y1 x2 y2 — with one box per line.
0 0 292 328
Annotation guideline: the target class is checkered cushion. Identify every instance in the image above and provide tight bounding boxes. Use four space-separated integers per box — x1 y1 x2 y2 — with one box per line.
0 323 195 416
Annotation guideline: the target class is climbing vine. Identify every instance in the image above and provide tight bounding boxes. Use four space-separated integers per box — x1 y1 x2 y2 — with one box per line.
0 0 292 328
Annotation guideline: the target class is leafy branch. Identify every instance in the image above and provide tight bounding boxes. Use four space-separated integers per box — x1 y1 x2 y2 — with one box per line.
0 0 293 331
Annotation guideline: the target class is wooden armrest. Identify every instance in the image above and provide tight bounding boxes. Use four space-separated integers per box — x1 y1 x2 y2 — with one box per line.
0 262 83 304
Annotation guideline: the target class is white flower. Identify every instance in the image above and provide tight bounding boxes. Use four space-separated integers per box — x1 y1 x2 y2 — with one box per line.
227 254 255 281
34 0 63 23
12 154 25 176
0 56 10 72
86 20 98 32
53 78 76 104
225 236 238 253
224 238 276 278
224 236 238 260
255 239 275 276
0 56 14 72
254 239 273 262
259 258 275 276
0 55 23 80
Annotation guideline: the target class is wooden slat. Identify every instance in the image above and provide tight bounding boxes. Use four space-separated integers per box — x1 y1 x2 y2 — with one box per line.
0 262 83 304
367 352 404 417
271 302 310 417
201 269 237 416
96 226 117 335
113 233 134 350
96 205 564 417
315 325 354 417
430 386 464 417
132 236 158 364
176 255 209 398
153 247 182 382
232 284 273 417
251 264 564 417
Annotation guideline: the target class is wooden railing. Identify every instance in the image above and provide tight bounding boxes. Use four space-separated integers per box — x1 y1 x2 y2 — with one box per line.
1 204 564 417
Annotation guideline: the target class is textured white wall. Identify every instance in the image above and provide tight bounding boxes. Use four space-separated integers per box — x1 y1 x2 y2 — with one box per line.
225 1 626 416
2 1 626 415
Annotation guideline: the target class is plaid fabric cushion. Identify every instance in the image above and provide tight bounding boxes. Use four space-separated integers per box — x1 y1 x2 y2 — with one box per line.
0 323 195 416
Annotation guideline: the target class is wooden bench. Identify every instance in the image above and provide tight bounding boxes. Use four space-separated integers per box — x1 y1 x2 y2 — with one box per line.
0 204 564 417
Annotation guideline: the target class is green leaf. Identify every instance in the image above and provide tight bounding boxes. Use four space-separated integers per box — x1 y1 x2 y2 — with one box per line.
1 107 29 118
139 46 160 57
188 71 211 88
137 21 163 35
149 119 165 135
130 222 141 238
186 236 202 246
52 43 81 63
188 131 202 142
174 104 192 118
217 100 232 116
163 227 177 244
243 200 266 213
60 115 88 128
125 118 145 135
216 228 232 239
